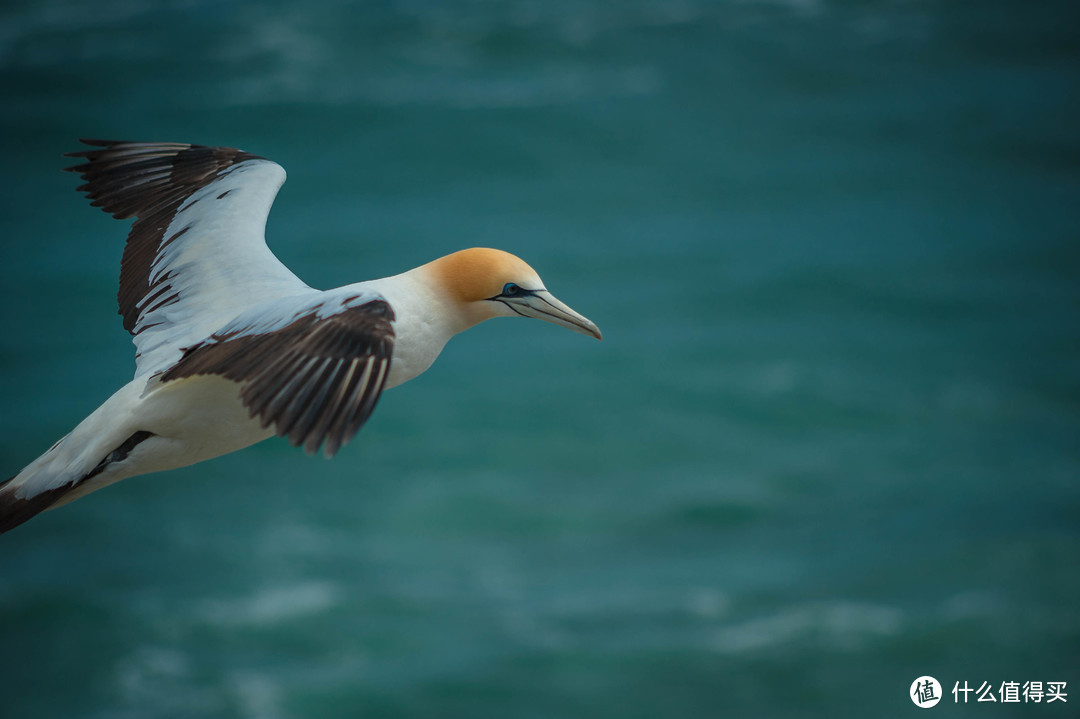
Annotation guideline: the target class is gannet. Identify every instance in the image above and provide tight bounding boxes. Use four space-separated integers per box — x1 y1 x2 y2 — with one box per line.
0 139 601 534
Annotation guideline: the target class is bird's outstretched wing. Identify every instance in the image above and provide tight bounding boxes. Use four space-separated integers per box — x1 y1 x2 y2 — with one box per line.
64 139 311 377
160 292 395 457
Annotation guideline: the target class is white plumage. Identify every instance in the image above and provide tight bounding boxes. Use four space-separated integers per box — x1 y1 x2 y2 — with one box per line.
131 159 309 376
1 140 600 533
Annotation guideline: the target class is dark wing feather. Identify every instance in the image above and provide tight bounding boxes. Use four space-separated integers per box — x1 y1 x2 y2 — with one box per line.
64 140 264 333
64 140 309 378
161 300 396 457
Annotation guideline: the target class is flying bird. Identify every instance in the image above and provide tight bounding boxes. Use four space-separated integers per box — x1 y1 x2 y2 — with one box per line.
0 140 601 533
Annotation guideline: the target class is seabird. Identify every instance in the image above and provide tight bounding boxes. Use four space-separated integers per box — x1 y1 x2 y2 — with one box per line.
0 140 601 534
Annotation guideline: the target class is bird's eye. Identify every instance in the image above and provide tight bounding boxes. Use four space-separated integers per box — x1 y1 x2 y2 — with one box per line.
502 283 520 297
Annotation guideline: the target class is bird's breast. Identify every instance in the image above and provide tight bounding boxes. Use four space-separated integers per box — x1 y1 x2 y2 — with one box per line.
384 314 453 389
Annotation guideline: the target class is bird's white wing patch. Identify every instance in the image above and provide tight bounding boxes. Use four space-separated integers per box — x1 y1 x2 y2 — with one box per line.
65 140 312 376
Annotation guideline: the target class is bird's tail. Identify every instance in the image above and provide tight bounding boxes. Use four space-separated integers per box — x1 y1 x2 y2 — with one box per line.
1 428 155 534
0 431 91 534
0 469 74 534
2 378 161 534
1 374 178 534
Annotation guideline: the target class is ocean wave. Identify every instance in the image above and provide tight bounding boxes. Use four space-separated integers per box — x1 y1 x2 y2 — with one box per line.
710 601 903 653
196 580 342 626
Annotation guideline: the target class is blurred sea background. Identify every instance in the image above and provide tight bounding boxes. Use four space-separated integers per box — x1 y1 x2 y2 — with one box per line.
1 1 1078 717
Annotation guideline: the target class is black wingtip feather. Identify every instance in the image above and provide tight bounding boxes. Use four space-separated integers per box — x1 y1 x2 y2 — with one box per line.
63 139 128 163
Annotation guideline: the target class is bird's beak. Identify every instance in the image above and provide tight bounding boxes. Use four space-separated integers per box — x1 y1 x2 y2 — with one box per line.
506 290 602 340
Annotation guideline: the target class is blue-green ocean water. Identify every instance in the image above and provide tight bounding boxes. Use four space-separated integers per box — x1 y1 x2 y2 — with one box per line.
1 1 1078 717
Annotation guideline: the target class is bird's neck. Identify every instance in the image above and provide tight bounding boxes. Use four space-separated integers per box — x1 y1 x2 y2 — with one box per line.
368 268 484 338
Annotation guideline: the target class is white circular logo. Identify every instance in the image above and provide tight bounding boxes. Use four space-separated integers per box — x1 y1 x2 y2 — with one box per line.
911 676 942 708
